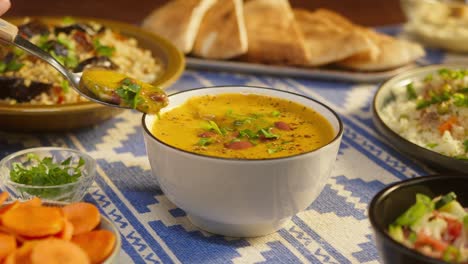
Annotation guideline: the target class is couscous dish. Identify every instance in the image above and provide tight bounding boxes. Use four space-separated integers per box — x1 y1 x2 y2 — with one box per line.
0 17 163 105
380 68 468 160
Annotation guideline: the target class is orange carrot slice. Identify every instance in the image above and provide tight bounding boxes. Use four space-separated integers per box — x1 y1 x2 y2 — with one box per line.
62 203 100 235
0 233 16 261
3 240 38 264
19 197 42 208
0 193 9 206
0 201 19 216
30 238 90 264
2 206 64 237
71 230 116 264
54 220 74 241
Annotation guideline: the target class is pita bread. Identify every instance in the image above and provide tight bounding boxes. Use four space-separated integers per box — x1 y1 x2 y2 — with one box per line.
242 0 309 65
338 29 426 71
294 8 377 67
142 0 216 53
192 0 247 59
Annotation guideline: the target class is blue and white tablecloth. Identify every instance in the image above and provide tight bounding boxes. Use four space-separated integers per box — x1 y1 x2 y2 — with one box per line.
1 27 467 264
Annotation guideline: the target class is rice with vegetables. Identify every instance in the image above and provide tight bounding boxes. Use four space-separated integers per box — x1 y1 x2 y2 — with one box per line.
380 68 468 160
0 17 162 105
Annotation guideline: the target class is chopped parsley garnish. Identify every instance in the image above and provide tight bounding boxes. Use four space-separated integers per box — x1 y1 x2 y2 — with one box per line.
453 93 468 107
50 49 78 69
426 143 438 149
406 83 417 100
115 78 142 109
271 110 281 117
416 92 451 109
13 47 25 57
201 120 224 135
259 128 279 139
9 153 85 198
423 74 433 82
0 59 24 73
198 138 212 146
0 53 24 73
40 34 79 69
60 80 70 93
37 35 51 50
267 146 283 154
93 39 115 57
464 139 468 153
239 129 258 139
57 34 74 49
438 68 467 80
195 108 292 153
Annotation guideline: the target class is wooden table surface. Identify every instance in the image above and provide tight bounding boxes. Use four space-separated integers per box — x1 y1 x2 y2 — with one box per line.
7 0 406 27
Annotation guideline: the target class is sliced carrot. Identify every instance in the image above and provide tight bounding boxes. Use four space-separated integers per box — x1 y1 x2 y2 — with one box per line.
71 230 116 264
0 201 19 216
3 240 38 264
438 116 458 135
62 203 100 235
54 220 74 241
19 197 42 208
29 238 90 264
2 206 64 237
0 193 9 206
0 233 16 261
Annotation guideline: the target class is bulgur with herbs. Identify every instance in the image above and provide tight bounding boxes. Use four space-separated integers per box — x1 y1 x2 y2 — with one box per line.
0 17 162 105
380 68 468 160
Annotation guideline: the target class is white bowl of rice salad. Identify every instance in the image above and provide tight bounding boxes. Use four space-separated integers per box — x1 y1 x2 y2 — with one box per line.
0 16 184 132
373 64 468 172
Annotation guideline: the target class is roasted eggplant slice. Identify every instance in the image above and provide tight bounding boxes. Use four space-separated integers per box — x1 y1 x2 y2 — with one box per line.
54 23 103 36
0 77 51 102
18 20 50 38
74 56 118 72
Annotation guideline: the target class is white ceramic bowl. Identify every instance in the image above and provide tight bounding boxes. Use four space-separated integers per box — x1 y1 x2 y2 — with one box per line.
142 86 343 237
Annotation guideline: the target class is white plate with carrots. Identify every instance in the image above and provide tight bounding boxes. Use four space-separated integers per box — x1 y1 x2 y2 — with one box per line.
0 192 120 264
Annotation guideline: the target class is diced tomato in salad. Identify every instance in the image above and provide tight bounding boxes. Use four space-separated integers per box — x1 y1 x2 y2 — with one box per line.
388 192 467 263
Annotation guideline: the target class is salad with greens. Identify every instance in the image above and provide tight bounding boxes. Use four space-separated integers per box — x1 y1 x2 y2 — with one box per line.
388 192 467 263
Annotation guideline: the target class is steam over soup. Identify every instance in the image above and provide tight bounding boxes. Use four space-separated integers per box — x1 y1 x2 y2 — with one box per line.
151 93 335 159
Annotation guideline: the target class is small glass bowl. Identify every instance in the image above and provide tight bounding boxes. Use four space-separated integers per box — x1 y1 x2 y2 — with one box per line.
0 147 96 202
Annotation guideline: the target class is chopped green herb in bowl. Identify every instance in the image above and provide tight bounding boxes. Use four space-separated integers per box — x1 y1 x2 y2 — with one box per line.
0 147 96 202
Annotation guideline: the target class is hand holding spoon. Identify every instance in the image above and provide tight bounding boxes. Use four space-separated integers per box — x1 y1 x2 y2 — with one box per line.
0 18 168 114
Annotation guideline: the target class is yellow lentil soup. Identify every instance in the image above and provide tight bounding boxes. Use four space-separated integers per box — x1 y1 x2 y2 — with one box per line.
152 93 335 159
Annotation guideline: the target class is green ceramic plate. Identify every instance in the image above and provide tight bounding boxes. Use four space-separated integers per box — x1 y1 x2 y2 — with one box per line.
0 16 185 132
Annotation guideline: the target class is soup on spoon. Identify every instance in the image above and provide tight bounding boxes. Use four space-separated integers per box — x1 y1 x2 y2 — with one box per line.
79 68 168 114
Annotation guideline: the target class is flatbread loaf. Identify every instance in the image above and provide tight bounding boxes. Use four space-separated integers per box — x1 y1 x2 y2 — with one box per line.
242 0 309 65
294 8 377 67
192 0 247 59
338 29 426 71
142 0 216 53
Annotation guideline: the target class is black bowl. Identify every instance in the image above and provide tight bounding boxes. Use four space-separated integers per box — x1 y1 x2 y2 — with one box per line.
369 174 468 264
373 64 468 173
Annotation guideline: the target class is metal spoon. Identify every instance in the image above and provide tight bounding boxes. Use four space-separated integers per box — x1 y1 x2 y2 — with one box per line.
0 18 128 109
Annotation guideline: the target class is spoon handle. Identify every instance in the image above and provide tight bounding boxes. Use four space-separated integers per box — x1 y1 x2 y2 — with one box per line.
0 18 18 42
